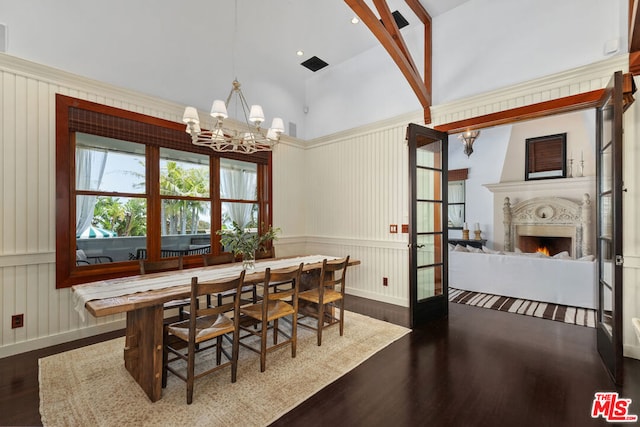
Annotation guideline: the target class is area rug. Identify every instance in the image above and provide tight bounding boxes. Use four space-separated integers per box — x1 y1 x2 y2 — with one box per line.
449 288 596 328
39 311 409 427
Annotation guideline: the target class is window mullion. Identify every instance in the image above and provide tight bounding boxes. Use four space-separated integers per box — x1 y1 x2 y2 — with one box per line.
212 156 222 253
147 146 161 261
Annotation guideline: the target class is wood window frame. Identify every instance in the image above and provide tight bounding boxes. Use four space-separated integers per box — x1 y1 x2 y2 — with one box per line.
447 168 468 230
55 94 272 288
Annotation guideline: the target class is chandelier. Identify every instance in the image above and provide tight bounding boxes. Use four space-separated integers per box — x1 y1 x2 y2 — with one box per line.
182 80 285 154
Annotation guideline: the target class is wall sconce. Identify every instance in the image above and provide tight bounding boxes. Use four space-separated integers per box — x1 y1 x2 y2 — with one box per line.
458 130 480 157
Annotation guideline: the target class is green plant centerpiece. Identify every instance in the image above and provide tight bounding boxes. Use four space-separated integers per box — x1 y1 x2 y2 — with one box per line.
216 221 280 271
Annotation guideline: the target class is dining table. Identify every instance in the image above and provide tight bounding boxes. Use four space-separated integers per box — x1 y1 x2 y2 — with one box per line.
71 255 359 402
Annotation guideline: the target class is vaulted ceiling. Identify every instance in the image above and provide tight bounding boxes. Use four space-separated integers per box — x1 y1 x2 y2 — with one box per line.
0 0 470 137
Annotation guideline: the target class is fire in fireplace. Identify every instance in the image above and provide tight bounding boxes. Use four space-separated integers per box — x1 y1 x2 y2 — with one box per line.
518 236 572 257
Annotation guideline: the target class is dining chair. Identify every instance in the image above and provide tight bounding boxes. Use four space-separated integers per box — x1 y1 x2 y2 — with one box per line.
202 252 255 307
255 246 275 260
297 256 350 346
163 271 246 404
239 263 303 372
139 256 191 320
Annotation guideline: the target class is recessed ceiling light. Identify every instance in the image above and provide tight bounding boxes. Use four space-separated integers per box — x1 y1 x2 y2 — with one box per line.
351 16 359 24
296 50 304 56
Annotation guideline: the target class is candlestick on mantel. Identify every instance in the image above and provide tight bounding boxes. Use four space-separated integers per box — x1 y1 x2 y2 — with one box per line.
474 230 482 240
474 223 480 231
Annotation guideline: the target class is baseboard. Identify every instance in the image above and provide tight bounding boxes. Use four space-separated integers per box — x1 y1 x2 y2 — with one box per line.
0 319 126 359
624 344 640 361
346 288 408 308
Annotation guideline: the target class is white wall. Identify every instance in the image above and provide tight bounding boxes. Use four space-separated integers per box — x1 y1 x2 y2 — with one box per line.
1 51 640 363
448 126 511 246
433 0 626 104
500 110 597 182
622 76 640 359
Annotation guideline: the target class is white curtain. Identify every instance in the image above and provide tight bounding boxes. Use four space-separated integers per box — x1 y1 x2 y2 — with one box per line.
76 147 108 236
448 182 465 227
220 166 257 229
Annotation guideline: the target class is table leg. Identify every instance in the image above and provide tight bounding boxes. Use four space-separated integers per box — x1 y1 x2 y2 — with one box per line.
123 305 164 402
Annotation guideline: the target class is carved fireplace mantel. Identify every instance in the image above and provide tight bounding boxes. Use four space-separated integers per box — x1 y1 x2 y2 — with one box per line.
503 194 592 258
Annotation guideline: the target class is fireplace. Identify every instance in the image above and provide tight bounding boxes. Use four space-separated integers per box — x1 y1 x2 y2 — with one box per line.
518 235 572 256
503 195 592 258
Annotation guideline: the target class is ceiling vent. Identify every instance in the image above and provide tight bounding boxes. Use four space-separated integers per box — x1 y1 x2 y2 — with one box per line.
301 56 329 72
380 10 409 29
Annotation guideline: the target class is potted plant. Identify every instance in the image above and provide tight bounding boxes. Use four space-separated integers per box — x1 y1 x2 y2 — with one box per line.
216 221 280 270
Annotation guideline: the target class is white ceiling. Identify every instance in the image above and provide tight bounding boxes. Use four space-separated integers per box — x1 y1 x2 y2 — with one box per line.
1 0 470 135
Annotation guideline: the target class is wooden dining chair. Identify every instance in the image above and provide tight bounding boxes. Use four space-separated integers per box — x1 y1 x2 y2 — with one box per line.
239 263 303 372
297 256 350 346
255 246 275 260
163 271 245 404
139 256 191 320
202 252 236 307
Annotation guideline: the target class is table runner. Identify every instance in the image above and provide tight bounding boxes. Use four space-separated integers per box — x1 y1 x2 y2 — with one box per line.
72 255 337 321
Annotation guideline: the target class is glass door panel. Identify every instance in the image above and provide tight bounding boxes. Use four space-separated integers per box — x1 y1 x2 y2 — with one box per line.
418 265 444 300
408 124 448 327
596 71 624 384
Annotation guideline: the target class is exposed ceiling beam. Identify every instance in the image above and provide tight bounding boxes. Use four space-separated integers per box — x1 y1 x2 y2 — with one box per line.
405 0 432 102
630 0 640 74
434 90 606 134
373 0 420 76
630 0 640 51
345 0 432 123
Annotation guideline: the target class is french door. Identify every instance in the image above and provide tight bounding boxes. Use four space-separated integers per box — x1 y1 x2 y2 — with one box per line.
596 71 625 384
407 123 449 327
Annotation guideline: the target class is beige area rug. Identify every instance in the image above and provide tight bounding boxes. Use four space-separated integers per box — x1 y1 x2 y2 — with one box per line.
39 311 409 427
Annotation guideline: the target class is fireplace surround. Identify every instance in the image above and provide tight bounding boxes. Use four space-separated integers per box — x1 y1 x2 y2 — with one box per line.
503 194 592 258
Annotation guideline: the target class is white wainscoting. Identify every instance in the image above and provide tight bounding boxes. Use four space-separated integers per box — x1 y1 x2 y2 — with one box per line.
277 236 409 307
2 52 639 358
0 55 185 357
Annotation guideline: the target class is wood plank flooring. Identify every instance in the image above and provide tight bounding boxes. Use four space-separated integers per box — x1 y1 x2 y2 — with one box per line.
1 296 638 426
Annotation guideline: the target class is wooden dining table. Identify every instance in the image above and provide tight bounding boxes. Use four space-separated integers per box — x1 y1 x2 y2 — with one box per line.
71 255 359 402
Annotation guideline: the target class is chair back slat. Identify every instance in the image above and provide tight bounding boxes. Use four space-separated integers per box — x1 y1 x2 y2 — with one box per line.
262 263 303 314
202 252 235 266
256 246 276 260
139 257 183 274
188 271 246 339
321 256 349 295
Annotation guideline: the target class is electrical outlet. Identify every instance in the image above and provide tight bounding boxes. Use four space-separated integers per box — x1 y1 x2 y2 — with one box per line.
383 277 388 286
11 314 24 329
389 224 398 233
401 224 409 233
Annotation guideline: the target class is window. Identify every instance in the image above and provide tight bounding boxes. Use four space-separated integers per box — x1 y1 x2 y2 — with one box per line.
56 95 272 288
447 168 468 229
525 133 567 180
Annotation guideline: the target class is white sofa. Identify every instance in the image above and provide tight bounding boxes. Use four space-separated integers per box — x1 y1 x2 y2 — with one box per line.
449 249 597 309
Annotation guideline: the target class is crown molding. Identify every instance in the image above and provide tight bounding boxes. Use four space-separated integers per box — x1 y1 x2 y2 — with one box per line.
0 52 306 148
1 52 629 150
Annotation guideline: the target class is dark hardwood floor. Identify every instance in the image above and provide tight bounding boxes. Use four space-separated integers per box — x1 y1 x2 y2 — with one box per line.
1 296 638 426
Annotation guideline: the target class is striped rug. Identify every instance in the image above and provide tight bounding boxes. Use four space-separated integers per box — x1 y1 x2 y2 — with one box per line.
449 288 596 328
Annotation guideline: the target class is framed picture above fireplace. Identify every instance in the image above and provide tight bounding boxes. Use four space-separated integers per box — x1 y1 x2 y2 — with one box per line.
524 133 567 180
